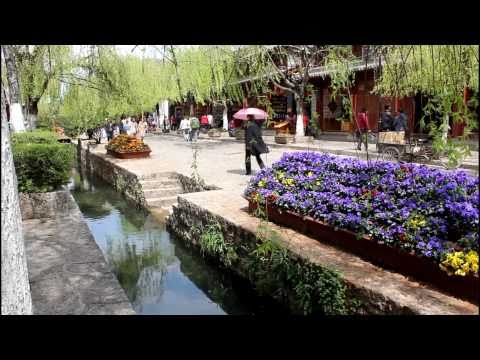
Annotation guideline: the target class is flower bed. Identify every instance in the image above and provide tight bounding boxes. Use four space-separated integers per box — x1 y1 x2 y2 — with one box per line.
244 152 479 303
105 135 151 159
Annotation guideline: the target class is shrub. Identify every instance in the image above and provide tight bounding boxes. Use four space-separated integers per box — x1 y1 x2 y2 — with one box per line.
13 142 75 193
11 130 58 145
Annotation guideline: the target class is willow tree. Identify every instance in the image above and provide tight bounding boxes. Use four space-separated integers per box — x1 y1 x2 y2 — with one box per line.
56 46 166 136
322 46 358 126
13 45 72 130
253 45 327 136
151 45 266 128
2 45 26 132
374 45 479 168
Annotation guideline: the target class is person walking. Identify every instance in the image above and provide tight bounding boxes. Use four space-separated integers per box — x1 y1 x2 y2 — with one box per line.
113 121 120 138
106 119 114 141
245 115 268 175
190 116 200 142
170 115 177 131
355 107 370 150
179 117 191 142
200 113 209 131
137 118 147 140
207 113 213 128
130 117 137 137
393 109 408 132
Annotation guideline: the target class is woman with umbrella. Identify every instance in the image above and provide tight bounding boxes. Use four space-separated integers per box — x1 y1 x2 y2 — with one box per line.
234 108 269 175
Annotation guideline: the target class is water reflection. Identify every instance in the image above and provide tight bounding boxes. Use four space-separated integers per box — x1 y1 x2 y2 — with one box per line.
70 167 287 315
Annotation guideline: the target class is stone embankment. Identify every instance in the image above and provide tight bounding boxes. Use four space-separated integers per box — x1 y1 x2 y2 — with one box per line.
166 190 478 315
20 190 135 315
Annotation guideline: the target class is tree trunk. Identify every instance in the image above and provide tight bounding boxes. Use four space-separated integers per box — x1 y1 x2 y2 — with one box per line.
1 82 33 315
222 100 228 130
2 45 26 132
295 94 305 136
26 99 39 130
441 113 450 143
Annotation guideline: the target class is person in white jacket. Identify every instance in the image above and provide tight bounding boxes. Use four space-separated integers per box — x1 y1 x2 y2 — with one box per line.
179 117 191 142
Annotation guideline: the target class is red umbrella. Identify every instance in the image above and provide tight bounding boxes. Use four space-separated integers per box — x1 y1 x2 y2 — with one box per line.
233 107 268 121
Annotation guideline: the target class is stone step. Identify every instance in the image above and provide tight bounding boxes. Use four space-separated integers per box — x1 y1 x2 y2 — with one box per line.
140 179 181 189
146 195 178 208
139 172 178 181
143 187 183 198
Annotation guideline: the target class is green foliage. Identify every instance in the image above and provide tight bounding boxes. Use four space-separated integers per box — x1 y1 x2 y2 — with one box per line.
199 221 238 267
323 46 357 122
374 45 479 168
248 233 348 315
12 137 74 193
11 130 58 145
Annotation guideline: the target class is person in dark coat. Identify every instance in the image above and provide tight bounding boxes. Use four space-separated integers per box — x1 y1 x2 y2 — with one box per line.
393 109 408 131
380 105 394 131
245 115 268 175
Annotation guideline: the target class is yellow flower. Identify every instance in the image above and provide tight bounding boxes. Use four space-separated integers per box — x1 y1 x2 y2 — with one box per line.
307 171 313 177
283 178 295 186
258 179 266 188
455 269 466 276
440 250 479 277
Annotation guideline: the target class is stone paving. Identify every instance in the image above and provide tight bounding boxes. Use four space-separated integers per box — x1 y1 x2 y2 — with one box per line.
88 133 478 199
22 192 135 315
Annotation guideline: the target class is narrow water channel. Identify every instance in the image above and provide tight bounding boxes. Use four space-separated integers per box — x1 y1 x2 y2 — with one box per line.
68 167 288 315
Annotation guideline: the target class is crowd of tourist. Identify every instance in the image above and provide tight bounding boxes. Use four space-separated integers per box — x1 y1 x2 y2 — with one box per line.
86 113 158 143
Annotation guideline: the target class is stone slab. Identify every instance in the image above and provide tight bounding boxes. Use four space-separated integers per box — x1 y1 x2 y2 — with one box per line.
22 191 135 315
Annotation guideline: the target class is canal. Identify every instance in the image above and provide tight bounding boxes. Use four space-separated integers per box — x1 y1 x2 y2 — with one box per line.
68 168 288 315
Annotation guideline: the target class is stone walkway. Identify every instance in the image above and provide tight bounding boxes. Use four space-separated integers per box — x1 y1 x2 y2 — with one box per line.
22 192 135 315
88 133 478 199
159 131 479 172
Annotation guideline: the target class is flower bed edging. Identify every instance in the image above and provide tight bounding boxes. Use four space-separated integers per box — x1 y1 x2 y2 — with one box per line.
248 199 479 304
106 149 151 159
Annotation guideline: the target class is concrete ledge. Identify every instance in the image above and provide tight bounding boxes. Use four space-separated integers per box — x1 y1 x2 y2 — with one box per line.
21 191 135 315
19 191 77 220
167 190 478 315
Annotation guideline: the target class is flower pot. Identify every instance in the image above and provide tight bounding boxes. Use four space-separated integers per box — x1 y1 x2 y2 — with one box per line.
107 149 151 159
341 121 353 132
247 199 479 304
274 134 295 144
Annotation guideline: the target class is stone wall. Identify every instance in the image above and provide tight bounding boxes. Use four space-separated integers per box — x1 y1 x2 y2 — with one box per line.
176 173 220 193
19 191 78 220
166 191 478 315
167 196 363 315
78 141 146 207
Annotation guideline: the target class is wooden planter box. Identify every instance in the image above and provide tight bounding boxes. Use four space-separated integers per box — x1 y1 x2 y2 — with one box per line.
107 149 151 159
247 199 479 304
275 134 296 144
341 121 353 132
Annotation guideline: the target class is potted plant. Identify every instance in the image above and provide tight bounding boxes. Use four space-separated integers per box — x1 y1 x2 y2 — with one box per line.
274 122 295 144
105 134 151 159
